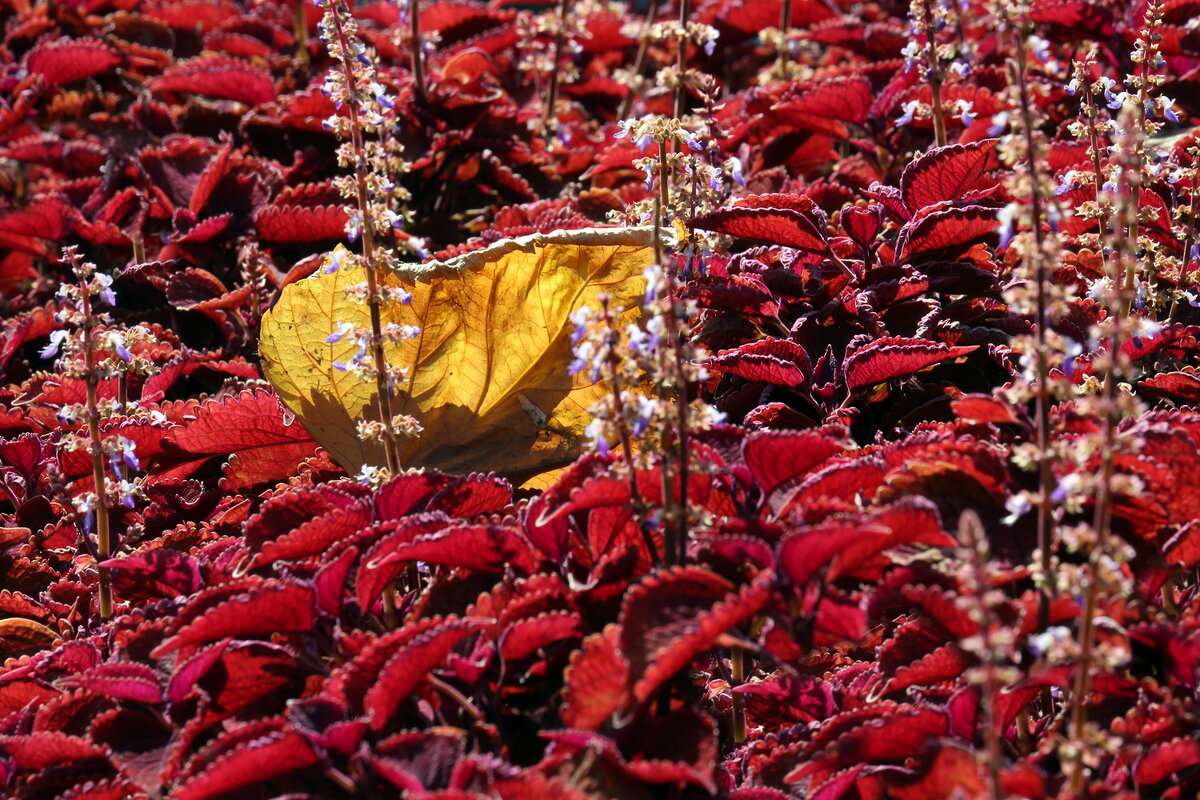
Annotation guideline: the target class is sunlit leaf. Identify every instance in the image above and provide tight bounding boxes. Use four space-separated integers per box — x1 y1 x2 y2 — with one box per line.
260 227 654 478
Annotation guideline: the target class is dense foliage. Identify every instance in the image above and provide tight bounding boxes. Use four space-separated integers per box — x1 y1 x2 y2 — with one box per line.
2 0 1200 798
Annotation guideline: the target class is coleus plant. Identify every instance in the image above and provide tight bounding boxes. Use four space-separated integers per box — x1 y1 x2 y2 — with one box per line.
1 0 1200 798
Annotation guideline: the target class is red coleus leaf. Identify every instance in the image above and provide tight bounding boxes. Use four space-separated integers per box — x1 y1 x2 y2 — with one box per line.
0 731 108 771
896 205 1000 262
1135 737 1200 787
424 473 514 517
249 503 371 568
885 643 972 693
356 514 453 612
619 566 772 703
768 77 874 139
352 616 488 730
1140 369 1200 404
707 338 812 388
254 203 349 242
899 139 1000 212
173 727 320 800
370 522 541 575
63 662 163 704
25 37 120 85
499 610 582 662
0 198 70 257
151 579 315 656
150 56 275 105
1163 521 1200 568
844 336 978 393
742 428 848 503
692 194 829 253
788 705 950 782
156 387 320 490
561 625 629 730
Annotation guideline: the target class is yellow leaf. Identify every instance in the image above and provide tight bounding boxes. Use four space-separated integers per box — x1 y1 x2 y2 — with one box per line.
260 227 655 479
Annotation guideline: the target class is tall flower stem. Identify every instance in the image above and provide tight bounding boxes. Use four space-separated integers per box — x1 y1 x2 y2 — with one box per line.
542 0 571 130
80 284 113 619
410 0 426 102
1011 29 1056 629
673 0 691 119
331 7 401 475
618 1 659 120
921 0 947 147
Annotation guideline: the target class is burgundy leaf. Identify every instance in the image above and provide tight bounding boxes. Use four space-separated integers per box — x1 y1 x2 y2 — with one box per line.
25 38 120 85
150 56 275 105
151 580 315 656
370 522 541 575
844 336 977 392
742 428 847 502
173 729 320 800
899 139 1000 212
896 206 1000 262
708 339 812 388
560 626 629 730
692 194 829 252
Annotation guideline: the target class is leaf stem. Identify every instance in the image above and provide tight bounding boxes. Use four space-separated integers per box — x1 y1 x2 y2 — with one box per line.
331 6 402 476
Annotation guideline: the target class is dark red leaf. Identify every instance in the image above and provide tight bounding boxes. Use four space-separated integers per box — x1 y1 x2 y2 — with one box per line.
356 514 454 612
173 728 320 800
899 139 1000 212
250 504 372 568
707 339 812 388
560 626 629 730
742 428 847 502
844 336 978 392
499 610 582 662
1135 737 1200 786
25 38 120 86
620 567 772 703
768 77 874 139
151 579 315 656
0 731 107 771
150 56 275 105
370 522 541 575
363 617 489 731
692 194 829 252
896 206 1000 262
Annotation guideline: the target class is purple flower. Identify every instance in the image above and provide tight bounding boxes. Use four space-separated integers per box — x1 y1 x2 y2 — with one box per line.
40 330 69 359
326 322 355 344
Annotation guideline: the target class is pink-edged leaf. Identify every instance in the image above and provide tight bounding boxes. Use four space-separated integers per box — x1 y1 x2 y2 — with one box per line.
370 522 541 575
425 473 513 517
896 206 1000 262
254 203 350 242
374 471 454 519
741 428 847 501
363 617 491 731
173 729 319 800
25 37 120 85
886 644 972 693
692 194 828 252
1164 521 1200 568
844 336 978 392
168 639 232 704
250 504 372 568
67 662 163 704
561 626 630 730
899 139 1001 212
150 56 275 105
707 339 811 388
620 567 772 703
100 549 204 601
787 706 949 781
356 514 453 612
158 387 319 491
151 580 315 656
768 77 874 138
499 610 582 662
1140 370 1200 404
0 732 107 771
1135 737 1200 786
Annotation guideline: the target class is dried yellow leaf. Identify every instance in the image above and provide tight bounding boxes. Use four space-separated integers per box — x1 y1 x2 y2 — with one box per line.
260 227 655 479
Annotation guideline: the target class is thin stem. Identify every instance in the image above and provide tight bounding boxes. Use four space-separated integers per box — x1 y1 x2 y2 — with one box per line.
80 286 113 619
409 0 426 102
294 0 310 66
653 197 677 567
542 0 571 131
673 0 690 120
331 7 401 476
731 646 746 744
776 0 792 77
1013 30 1056 631
618 1 659 120
922 1 947 147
